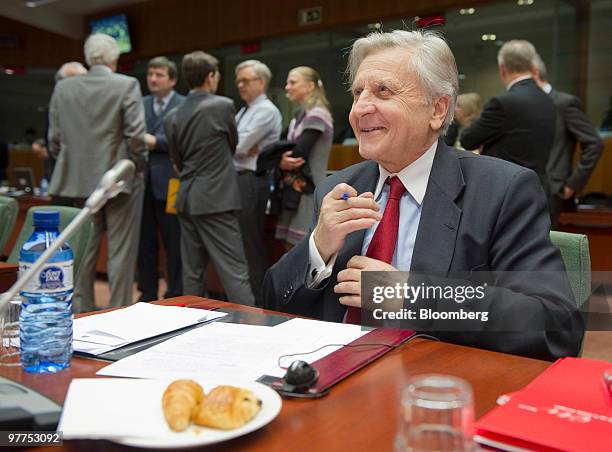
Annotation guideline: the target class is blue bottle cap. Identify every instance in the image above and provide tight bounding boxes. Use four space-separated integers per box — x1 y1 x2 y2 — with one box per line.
33 210 60 228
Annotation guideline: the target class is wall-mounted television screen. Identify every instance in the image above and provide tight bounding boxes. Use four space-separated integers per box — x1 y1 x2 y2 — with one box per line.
90 14 132 54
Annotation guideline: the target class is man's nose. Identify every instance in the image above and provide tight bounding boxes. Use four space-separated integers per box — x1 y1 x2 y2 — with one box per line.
352 93 375 116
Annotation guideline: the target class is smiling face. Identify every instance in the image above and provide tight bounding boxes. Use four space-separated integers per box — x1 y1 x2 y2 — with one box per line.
285 70 315 104
349 47 448 173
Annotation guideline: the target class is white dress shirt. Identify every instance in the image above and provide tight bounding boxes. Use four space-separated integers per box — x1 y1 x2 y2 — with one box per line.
233 94 282 172
307 141 438 286
153 91 174 116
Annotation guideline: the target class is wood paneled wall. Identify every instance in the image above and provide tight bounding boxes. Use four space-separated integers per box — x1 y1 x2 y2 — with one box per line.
90 0 490 62
0 16 81 67
1 0 491 67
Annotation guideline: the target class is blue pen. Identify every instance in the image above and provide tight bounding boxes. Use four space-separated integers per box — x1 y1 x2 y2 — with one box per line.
341 192 350 201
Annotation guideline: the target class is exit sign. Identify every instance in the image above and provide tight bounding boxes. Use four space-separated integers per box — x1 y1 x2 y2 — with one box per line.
241 42 261 54
298 6 322 26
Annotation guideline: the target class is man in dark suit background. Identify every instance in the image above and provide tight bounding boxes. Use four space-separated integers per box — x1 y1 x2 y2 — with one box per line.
263 30 583 361
137 57 185 302
461 39 556 192
532 54 603 229
164 51 255 306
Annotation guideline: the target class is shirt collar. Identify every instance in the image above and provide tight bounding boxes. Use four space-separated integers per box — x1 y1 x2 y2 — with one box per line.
247 93 267 107
373 140 437 205
506 74 532 91
90 64 113 74
542 82 552 94
155 91 174 107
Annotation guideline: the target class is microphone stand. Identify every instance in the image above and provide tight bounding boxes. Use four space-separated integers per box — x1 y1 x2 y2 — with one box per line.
0 159 134 309
0 207 92 307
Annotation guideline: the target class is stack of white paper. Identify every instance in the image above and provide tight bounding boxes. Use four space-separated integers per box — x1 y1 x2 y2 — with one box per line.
73 303 226 355
97 318 368 380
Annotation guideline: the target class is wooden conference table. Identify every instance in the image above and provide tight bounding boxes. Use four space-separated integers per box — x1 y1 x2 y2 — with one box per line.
1 297 552 451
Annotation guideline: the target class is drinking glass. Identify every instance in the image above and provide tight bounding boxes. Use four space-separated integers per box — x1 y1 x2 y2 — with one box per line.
395 374 475 452
0 296 21 367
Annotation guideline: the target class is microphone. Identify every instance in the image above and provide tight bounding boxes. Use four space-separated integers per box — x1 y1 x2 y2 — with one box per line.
85 159 136 213
0 159 136 308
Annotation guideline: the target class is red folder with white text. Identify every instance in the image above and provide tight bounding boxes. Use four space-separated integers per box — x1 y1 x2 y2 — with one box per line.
475 357 612 452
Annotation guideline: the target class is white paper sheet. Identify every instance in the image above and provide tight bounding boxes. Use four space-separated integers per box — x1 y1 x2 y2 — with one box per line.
73 303 226 355
97 318 368 380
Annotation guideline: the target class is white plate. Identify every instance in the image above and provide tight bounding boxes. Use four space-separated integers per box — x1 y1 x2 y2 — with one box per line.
59 378 282 449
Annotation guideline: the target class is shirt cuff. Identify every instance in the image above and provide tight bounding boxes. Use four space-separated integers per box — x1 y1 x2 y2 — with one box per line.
307 230 338 288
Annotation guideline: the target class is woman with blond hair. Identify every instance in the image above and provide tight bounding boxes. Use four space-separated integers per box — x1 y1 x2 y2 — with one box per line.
275 66 333 246
450 92 482 151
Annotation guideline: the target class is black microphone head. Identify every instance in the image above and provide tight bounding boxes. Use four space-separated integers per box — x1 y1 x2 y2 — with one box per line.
284 360 319 390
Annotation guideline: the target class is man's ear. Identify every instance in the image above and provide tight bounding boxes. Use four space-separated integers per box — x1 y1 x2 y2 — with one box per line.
430 96 450 132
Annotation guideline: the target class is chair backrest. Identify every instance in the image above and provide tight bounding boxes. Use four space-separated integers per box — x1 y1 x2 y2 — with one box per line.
7 205 93 281
549 231 591 309
0 196 18 253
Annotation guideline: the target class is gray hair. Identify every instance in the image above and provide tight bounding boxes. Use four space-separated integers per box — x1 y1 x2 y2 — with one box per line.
497 40 537 73
532 53 548 82
235 59 272 88
84 33 120 67
347 29 458 133
55 61 86 82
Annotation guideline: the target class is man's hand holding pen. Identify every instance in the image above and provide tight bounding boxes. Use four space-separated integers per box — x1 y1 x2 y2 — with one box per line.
313 183 381 264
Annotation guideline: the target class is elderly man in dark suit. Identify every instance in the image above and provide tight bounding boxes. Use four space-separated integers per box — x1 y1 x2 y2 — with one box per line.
461 40 556 192
137 57 185 302
532 54 603 229
48 33 147 312
263 30 583 361
164 51 254 306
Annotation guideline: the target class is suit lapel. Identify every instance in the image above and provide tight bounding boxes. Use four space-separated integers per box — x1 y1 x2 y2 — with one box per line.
338 161 380 263
145 96 156 130
410 141 465 274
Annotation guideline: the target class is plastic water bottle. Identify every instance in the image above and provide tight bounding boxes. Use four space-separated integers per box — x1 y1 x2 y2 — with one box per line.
19 210 73 373
39 177 49 197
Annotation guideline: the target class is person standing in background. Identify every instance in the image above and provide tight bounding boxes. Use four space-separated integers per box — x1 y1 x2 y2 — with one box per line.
461 40 556 193
532 54 603 229
137 57 185 302
275 66 333 247
47 34 147 312
233 60 282 305
444 92 481 150
34 61 88 182
165 51 254 306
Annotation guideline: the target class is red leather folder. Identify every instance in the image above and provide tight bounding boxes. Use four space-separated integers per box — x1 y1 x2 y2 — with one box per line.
305 327 415 394
475 357 612 452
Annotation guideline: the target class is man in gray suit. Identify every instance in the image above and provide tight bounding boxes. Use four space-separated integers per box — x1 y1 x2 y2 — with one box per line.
137 57 185 302
48 33 147 312
532 54 604 228
264 30 583 361
164 51 254 306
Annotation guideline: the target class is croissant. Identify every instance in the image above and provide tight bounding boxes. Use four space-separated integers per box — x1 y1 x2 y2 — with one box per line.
194 385 262 430
162 380 205 432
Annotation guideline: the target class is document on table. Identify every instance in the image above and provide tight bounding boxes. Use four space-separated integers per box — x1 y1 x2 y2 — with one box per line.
97 318 368 380
73 302 226 356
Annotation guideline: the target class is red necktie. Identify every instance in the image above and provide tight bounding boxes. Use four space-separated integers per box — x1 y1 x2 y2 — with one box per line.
345 177 406 324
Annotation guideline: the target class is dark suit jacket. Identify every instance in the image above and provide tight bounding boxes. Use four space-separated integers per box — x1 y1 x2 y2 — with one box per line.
144 91 185 201
546 89 603 195
461 78 556 191
164 91 240 216
263 141 584 361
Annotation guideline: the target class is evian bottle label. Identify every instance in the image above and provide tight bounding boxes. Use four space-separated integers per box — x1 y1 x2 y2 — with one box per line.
19 260 74 294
